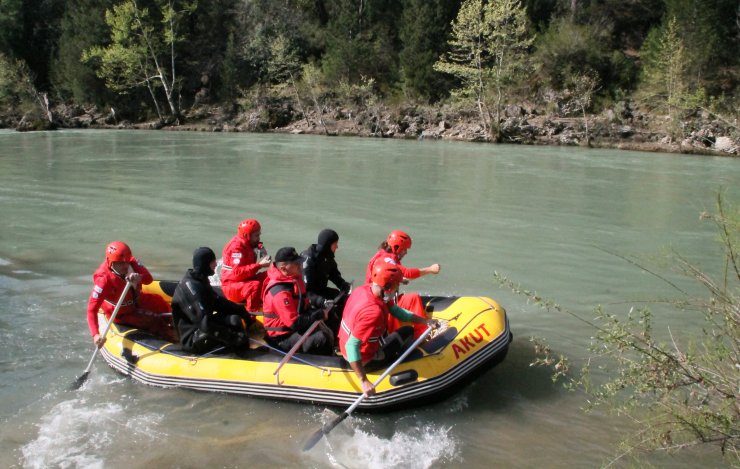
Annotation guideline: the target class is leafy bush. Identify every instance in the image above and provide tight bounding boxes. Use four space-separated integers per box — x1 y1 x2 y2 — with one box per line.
497 193 739 465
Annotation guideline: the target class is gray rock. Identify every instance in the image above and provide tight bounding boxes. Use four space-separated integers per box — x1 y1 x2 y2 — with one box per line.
714 136 738 153
505 104 524 118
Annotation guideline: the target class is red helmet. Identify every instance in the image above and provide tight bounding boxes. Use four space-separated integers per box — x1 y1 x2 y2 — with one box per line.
386 230 412 253
371 260 403 290
237 219 261 237
105 241 131 266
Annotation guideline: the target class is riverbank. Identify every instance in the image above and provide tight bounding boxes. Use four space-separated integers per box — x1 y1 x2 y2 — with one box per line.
4 100 738 156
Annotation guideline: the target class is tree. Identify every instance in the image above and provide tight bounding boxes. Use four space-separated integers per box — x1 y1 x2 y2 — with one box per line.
434 0 533 140
321 0 402 89
0 0 66 94
532 17 625 94
485 0 534 134
267 34 311 127
51 0 115 105
398 0 460 102
0 53 53 123
0 0 23 56
639 16 704 125
497 193 739 465
562 71 599 145
300 61 330 135
83 0 197 121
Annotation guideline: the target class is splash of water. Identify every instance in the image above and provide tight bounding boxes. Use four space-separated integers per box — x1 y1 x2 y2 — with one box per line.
322 421 461 469
21 396 162 469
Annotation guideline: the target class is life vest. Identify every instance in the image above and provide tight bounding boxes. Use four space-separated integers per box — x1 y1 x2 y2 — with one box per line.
262 265 307 337
338 285 389 363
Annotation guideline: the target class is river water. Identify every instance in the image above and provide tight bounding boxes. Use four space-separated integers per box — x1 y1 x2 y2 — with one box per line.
0 129 737 468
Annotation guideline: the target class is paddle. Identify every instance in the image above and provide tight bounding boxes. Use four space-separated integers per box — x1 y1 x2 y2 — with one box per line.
302 325 433 451
272 288 349 378
71 280 133 390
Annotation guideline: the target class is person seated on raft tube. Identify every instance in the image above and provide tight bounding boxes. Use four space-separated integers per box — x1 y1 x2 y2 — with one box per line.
171 247 252 354
339 260 440 396
365 230 441 339
262 247 333 355
86 241 176 348
220 218 271 312
301 228 352 335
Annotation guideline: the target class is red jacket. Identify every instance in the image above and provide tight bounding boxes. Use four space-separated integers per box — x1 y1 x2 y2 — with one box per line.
221 235 261 285
261 265 310 337
86 257 152 336
364 249 421 284
338 284 389 363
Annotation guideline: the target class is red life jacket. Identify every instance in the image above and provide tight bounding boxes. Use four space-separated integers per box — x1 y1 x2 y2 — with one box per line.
261 265 308 337
338 284 389 363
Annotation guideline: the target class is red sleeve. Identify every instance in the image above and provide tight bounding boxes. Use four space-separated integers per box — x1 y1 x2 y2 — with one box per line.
399 264 421 280
130 257 153 284
86 277 109 336
273 290 299 329
225 246 261 280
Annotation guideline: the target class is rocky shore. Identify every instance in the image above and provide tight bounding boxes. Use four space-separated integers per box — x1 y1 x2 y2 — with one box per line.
3 100 738 157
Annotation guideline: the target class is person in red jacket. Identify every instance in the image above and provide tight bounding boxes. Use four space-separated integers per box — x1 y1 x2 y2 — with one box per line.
339 260 439 396
365 230 441 338
86 241 175 348
262 247 333 355
221 219 271 311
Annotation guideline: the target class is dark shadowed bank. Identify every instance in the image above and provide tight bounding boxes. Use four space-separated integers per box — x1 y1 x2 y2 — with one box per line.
2 100 738 157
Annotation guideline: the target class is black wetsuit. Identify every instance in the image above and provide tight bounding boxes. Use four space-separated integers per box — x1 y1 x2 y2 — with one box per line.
301 229 351 335
171 247 249 353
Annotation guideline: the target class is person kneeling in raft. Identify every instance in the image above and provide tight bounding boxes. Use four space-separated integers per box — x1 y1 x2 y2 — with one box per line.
262 247 333 355
339 260 439 396
171 247 252 354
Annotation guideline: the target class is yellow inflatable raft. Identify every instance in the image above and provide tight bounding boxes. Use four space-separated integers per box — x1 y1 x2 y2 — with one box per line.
97 280 511 411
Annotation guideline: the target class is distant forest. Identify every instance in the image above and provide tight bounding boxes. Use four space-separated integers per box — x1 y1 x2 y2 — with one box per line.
1 0 738 134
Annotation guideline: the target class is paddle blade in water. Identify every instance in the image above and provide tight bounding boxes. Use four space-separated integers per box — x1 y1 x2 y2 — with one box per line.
70 371 89 391
302 412 348 451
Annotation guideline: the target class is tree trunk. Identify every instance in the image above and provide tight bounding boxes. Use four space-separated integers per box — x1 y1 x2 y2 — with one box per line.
289 72 312 127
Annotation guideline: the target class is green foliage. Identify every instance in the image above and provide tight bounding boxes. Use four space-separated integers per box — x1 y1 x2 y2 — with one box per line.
0 0 23 55
497 193 740 465
1 0 737 124
83 0 196 119
532 16 631 97
0 53 27 108
321 0 402 90
51 0 115 105
638 15 707 132
398 0 459 102
434 0 533 139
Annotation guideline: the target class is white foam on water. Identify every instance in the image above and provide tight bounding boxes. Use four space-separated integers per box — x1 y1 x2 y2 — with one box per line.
322 422 461 469
20 397 162 469
0 257 11 266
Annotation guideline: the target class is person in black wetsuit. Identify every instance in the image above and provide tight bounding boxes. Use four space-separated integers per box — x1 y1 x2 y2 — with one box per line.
171 247 251 354
301 229 352 335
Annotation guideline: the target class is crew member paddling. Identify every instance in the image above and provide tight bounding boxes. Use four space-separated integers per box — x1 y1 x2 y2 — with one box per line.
339 260 439 396
86 241 175 347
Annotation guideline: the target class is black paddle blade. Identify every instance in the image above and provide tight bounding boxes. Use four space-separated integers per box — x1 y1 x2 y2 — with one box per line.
70 371 89 391
302 412 349 452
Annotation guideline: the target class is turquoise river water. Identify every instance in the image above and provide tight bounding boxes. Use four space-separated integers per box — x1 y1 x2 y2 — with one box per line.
0 129 737 468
